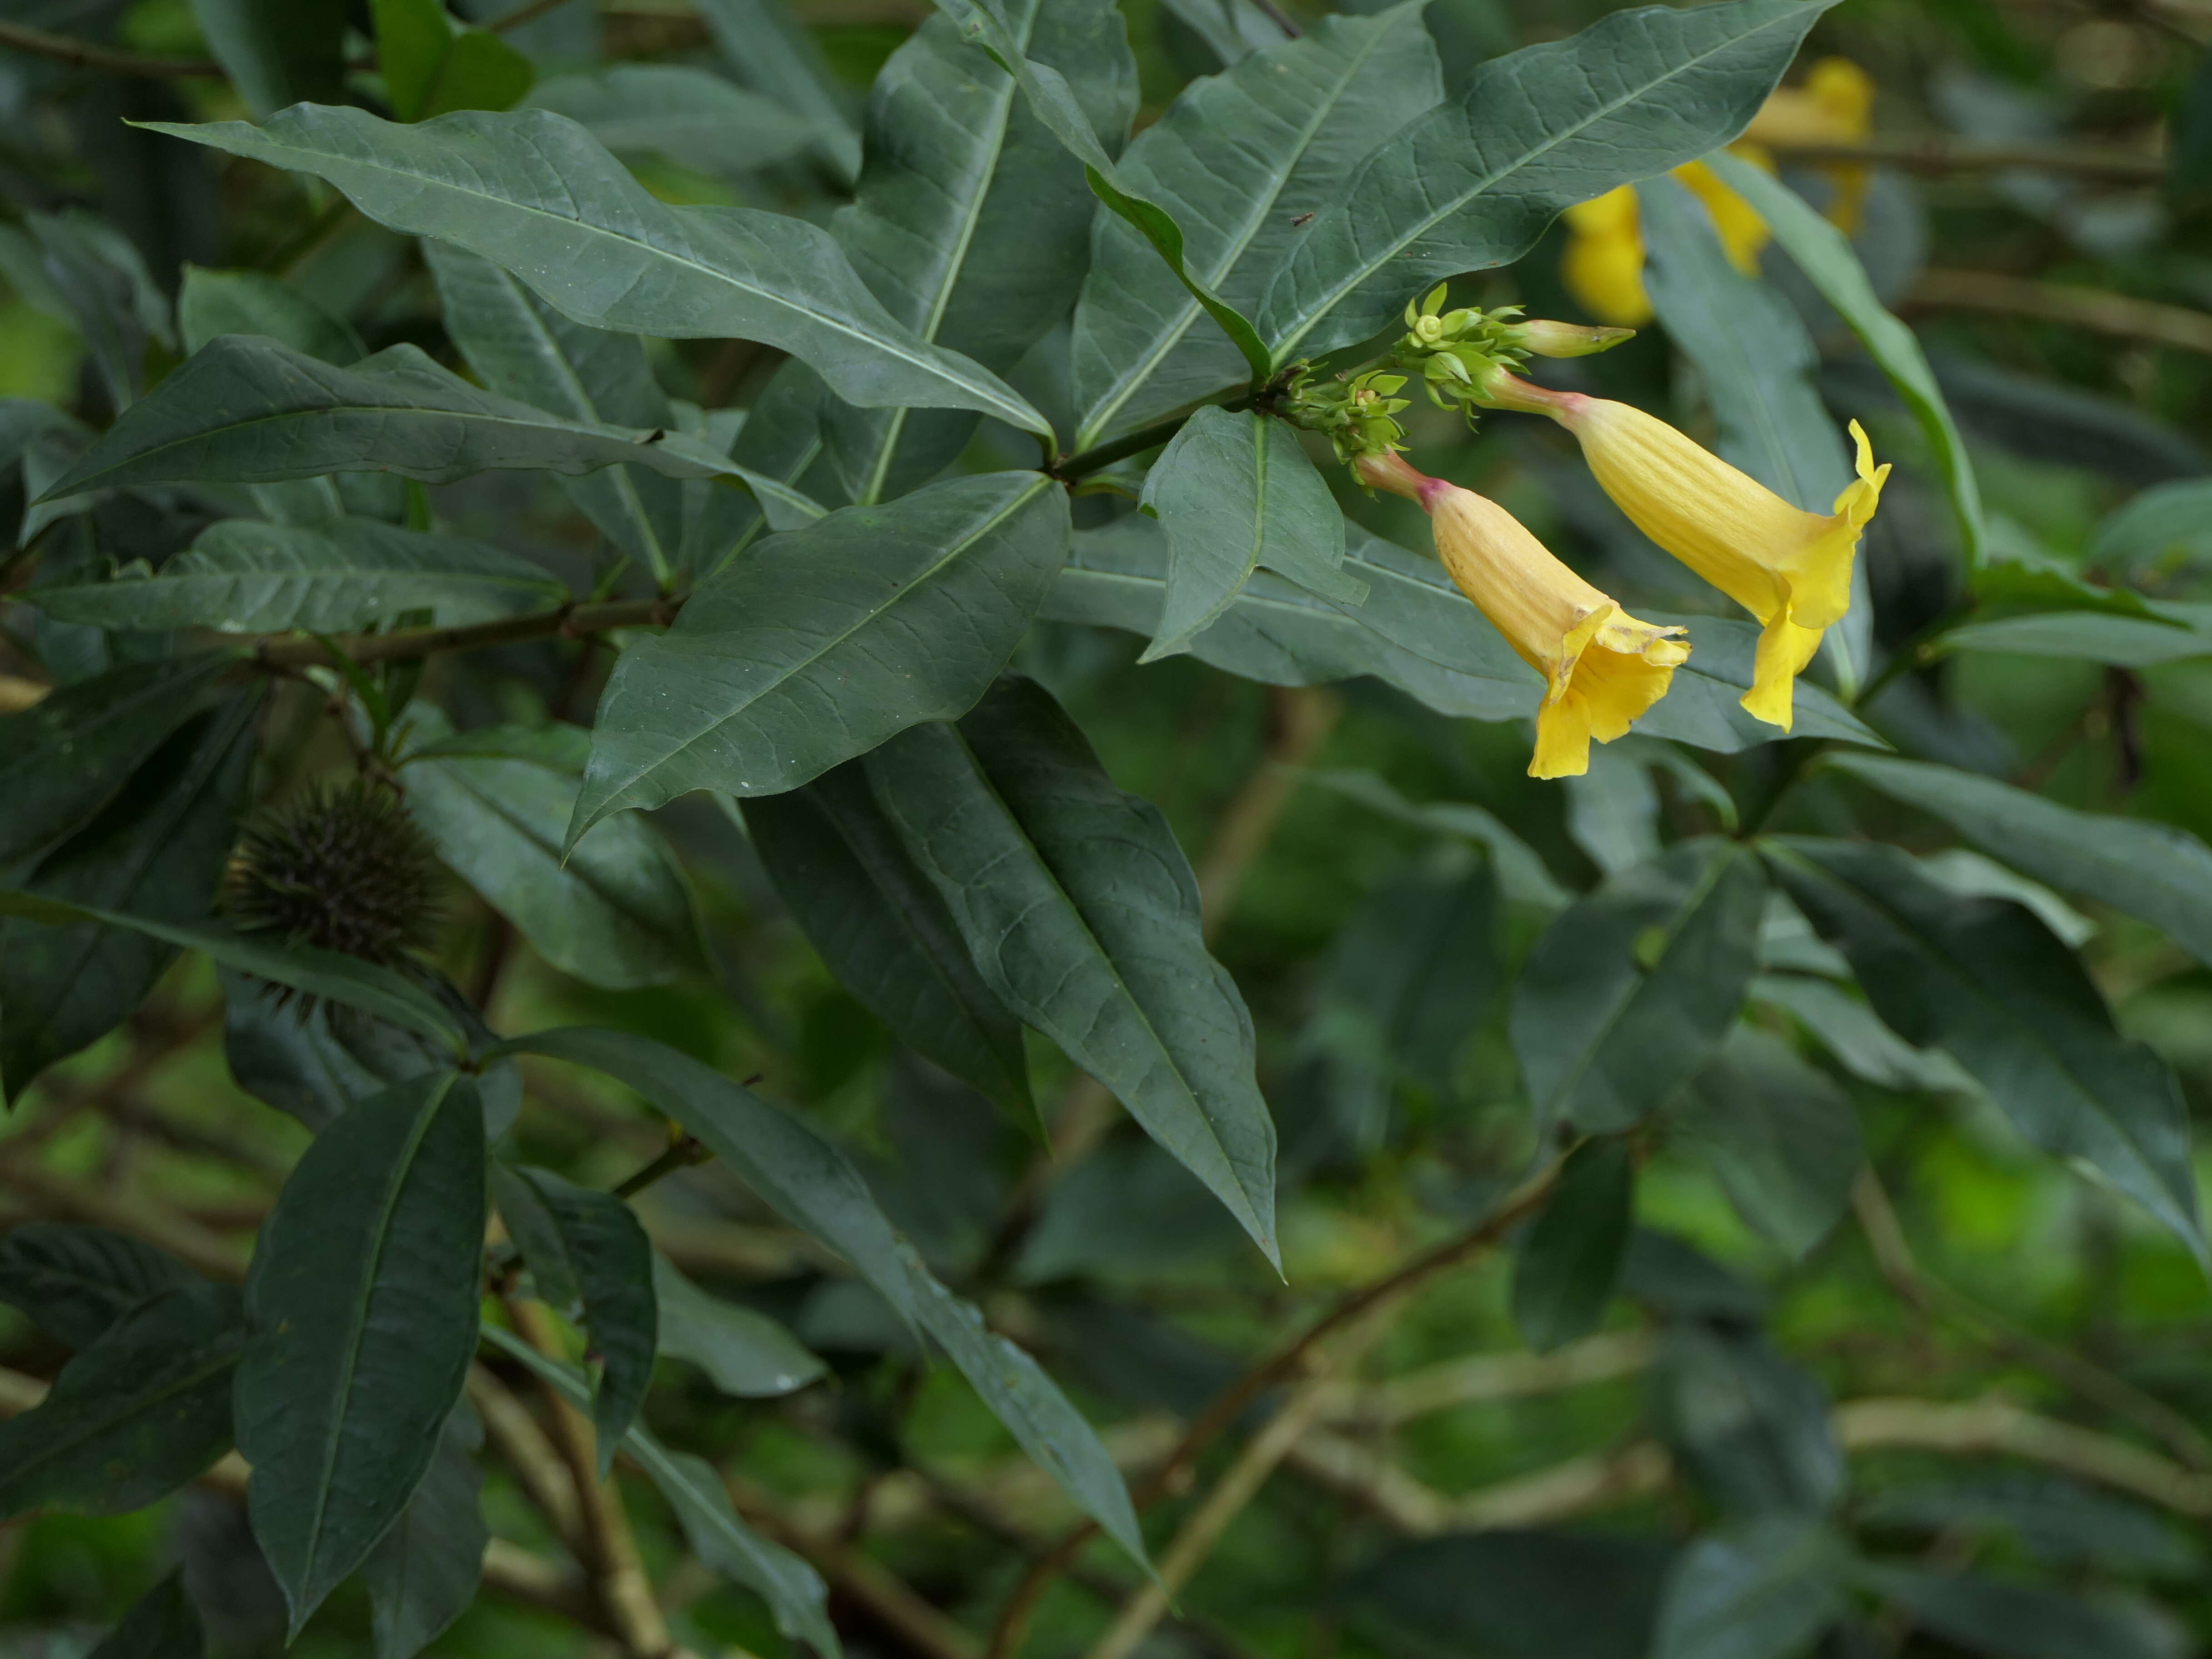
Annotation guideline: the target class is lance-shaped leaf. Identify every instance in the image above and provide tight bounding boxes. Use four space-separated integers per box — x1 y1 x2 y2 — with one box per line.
1511 1137 1634 1353
1654 1324 1841 1516
144 107 1049 436
573 470 1069 841
744 763 1033 1121
1653 1516 1849 1659
39 336 746 503
1071 3 1440 447
1 694 259 1103
179 265 364 366
359 1404 486 1659
30 518 564 636
528 65 817 175
1676 1025 1862 1259
696 0 864 184
654 1253 824 1398
238 1072 486 1634
829 0 1134 503
0 1225 201 1351
1706 149 1986 566
90 1571 204 1659
1857 1565 2172 1659
490 1163 657 1468
1511 839 1767 1133
1258 0 1832 364
1826 752 2212 971
0 652 238 868
1764 836 2208 1264
0 1284 245 1519
864 678 1279 1265
1136 406 1365 662
925 0 1272 382
482 1323 840 1655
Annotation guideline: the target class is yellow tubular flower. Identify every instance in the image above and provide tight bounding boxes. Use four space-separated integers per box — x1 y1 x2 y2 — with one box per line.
1482 374 1888 731
1744 56 1876 232
1560 158 1773 327
1357 451 1689 779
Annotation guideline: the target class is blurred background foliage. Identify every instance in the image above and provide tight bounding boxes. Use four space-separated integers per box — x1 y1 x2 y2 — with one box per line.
7 0 2212 1655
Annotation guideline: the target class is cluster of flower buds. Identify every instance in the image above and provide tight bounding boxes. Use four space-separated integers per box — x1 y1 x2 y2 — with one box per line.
1395 288 1636 427
1281 366 1414 463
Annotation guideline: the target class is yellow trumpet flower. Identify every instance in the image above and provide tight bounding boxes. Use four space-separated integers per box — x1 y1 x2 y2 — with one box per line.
1357 451 1689 779
1559 56 1874 325
1478 372 1887 731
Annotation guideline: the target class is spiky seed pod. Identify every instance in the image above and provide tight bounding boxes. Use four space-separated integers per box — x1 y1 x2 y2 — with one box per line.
227 780 442 967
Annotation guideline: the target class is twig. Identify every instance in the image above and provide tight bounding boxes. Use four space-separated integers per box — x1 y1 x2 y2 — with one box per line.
487 0 583 30
1904 268 2212 357
1194 686 1340 936
468 1363 588 1554
252 596 678 671
1284 1432 1671 1534
0 1156 247 1281
1309 1329 1657 1427
1851 1171 2212 1469
1836 1397 2212 1515
1048 398 1255 483
613 1131 710 1200
0 20 223 76
1763 134 2164 184
984 1152 1568 1659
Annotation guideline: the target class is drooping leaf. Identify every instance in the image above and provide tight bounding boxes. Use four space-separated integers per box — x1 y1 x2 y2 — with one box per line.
572 471 1069 840
1300 769 1568 910
1707 150 1987 566
145 107 1051 435
89 1570 204 1659
828 0 1135 503
1675 1025 1862 1258
400 717 697 991
696 0 864 183
653 1253 826 1399
2088 477 2212 578
1750 972 1976 1096
1512 839 1767 1134
0 1284 245 1520
359 1403 487 1659
1652 1516 1849 1659
38 336 747 503
237 1072 488 1634
0 652 237 869
527 65 817 174
425 240 683 583
1258 0 1832 363
30 518 564 635
490 1163 657 1468
864 678 1279 1263
1764 836 2208 1265
1654 1324 1843 1517
1857 1566 2170 1659
744 763 1033 1121
0 694 257 1102
1827 752 2212 970
0 1225 201 1351
1511 1137 1634 1353
1136 407 1365 661
1070 3 1441 447
1338 1531 1672 1659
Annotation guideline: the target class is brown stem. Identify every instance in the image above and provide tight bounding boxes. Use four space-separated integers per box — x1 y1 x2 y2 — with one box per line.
1904 268 2212 357
1763 134 2164 185
487 0 582 30
468 1363 589 1555
612 1132 710 1199
251 596 678 671
1194 685 1341 936
0 20 223 76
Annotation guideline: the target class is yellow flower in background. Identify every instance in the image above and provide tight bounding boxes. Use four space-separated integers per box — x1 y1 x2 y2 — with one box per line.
1542 394 1889 731
1558 56 1874 325
1357 451 1689 779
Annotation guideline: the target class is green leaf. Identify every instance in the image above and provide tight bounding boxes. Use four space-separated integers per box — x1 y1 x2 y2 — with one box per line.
927 0 1273 384
425 240 683 584
1705 149 1987 567
1136 407 1365 662
572 470 1069 840
237 1071 488 1634
2088 477 2212 578
653 1253 824 1398
1339 1532 1671 1659
0 1225 201 1351
1859 1473 2197 1575
1934 608 2210 667
1638 172 1866 686
143 107 1050 437
39 336 746 503
1512 840 1767 1133
1764 836 2207 1265
188 0 346 117
743 763 1033 1122
528 65 816 174
0 694 258 1103
90 1571 204 1659
864 678 1278 1264
1750 971 1976 1095
372 0 532 123
0 653 238 868
1638 613 1888 753
1511 1137 1634 1353
490 1163 657 1469
1299 768 1568 910
359 1404 487 1659
1655 1325 1841 1515
1675 1025 1862 1258
0 213 169 411
400 717 697 991
1653 1516 1849 1659
1827 752 2212 970
179 266 365 366
1858 1567 2170 1659
1156 0 1287 66
481 1322 840 1655
30 518 564 636
1070 4 1440 447
1317 860 1498 1093
1258 0 1831 364
830 0 1134 503
696 0 864 184
0 1284 245 1519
